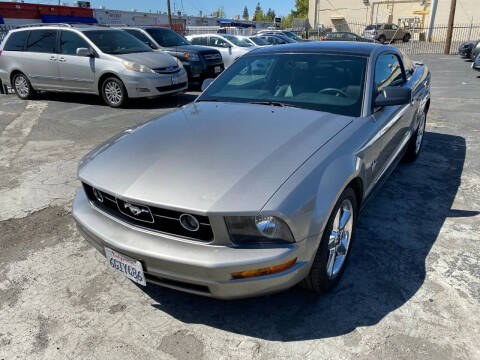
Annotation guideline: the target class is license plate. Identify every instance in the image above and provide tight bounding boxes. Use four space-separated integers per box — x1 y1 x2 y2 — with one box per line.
105 248 146 286
171 76 179 85
214 66 221 73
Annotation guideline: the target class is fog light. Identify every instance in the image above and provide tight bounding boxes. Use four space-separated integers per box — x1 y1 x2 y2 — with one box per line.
136 88 150 93
231 258 297 279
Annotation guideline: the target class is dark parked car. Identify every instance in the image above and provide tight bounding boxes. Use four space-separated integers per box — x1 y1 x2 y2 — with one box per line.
122 26 224 86
257 34 296 45
469 42 480 61
458 40 480 58
472 54 480 71
322 32 375 42
256 30 307 42
364 23 411 44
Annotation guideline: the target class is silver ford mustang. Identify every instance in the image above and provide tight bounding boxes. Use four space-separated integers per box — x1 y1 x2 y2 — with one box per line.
73 42 431 299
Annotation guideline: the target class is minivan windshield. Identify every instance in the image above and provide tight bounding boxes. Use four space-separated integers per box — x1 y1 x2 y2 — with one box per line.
84 29 152 54
145 28 190 47
198 54 367 117
223 35 253 47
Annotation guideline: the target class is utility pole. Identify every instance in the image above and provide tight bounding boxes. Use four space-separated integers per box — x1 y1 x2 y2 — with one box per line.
444 0 457 54
167 0 173 29
427 0 438 42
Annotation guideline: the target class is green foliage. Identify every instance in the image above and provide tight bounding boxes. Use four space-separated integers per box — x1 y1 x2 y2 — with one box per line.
216 6 226 18
293 0 309 18
242 6 249 21
253 2 263 21
281 14 293 29
264 8 276 22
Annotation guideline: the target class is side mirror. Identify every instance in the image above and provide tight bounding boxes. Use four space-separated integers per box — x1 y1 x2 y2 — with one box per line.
201 78 214 91
374 86 411 107
223 43 232 48
77 47 93 57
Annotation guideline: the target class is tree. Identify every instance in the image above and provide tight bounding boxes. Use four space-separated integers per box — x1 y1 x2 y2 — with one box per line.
215 6 226 18
242 6 249 21
253 2 264 21
265 8 276 22
281 14 293 29
292 0 308 18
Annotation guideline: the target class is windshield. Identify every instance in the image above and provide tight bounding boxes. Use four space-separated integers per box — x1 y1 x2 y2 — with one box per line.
223 35 253 47
250 37 269 46
283 31 303 41
145 28 190 47
198 54 367 117
84 30 152 54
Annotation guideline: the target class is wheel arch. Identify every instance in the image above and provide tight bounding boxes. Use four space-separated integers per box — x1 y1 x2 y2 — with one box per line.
97 72 127 97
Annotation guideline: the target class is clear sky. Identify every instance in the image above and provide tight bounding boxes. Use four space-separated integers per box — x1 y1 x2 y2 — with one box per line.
50 0 295 18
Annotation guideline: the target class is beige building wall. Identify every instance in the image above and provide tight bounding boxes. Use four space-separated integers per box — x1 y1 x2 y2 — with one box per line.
308 0 480 30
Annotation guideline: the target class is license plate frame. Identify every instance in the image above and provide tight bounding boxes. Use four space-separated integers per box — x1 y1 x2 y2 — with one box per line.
105 248 146 286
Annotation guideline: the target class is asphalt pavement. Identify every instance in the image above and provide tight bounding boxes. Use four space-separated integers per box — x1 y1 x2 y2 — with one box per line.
0 55 479 359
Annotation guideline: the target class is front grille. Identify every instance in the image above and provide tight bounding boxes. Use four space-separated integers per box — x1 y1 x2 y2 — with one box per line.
153 65 181 74
145 273 211 295
202 52 222 61
83 183 214 242
156 82 187 92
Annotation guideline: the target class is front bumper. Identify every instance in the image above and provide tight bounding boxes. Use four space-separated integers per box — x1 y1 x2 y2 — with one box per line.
183 61 224 84
121 69 188 98
72 189 311 299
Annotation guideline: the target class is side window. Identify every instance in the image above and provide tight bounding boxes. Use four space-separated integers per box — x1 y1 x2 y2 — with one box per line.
26 29 57 53
375 53 405 91
346 34 356 40
60 31 90 55
384 24 392 30
401 52 415 78
210 37 228 47
124 30 157 49
4 31 28 51
190 36 207 45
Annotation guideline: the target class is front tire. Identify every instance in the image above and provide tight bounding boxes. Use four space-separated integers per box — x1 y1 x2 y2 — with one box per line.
302 187 358 292
402 110 426 162
101 77 127 108
12 72 35 100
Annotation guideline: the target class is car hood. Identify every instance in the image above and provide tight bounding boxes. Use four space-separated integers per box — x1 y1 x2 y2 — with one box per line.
79 102 352 214
115 51 178 68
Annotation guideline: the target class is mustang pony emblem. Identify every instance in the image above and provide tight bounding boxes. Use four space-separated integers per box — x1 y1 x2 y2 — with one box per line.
124 203 149 216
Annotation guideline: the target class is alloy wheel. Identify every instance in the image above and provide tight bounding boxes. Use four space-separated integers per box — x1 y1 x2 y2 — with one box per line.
415 112 426 154
326 199 354 279
14 75 29 98
104 81 123 105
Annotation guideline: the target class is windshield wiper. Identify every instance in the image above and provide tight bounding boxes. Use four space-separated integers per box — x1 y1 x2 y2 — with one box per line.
248 101 301 109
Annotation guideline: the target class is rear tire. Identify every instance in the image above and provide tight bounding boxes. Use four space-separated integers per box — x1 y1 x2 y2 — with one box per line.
101 77 127 108
12 72 35 100
403 34 411 43
403 110 426 163
301 187 358 292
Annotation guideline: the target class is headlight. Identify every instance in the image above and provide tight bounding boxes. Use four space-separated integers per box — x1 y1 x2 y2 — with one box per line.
183 52 200 61
225 215 294 244
122 61 155 73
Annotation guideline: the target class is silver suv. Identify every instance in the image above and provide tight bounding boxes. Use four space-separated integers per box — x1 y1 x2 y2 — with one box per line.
364 23 411 44
0 24 188 107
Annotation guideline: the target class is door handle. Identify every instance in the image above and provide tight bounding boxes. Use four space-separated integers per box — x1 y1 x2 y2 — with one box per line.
58 57 66 62
49 56 57 62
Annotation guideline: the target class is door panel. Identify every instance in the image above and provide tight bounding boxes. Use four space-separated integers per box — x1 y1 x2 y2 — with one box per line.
23 29 60 89
58 31 96 91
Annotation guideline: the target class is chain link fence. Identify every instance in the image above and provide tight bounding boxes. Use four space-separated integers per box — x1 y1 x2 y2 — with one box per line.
303 21 480 55
0 25 16 42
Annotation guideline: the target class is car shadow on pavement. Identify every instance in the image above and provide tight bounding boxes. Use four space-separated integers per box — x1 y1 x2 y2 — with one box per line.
141 131 471 341
33 91 198 109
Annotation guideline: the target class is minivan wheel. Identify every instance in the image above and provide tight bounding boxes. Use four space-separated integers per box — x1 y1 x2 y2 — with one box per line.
403 34 411 43
102 77 127 108
301 187 357 292
403 110 426 162
12 73 34 100
378 35 386 44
